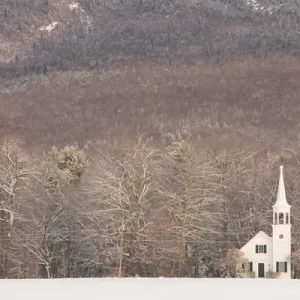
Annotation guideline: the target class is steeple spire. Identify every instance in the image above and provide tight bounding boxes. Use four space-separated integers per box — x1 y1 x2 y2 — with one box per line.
273 166 290 208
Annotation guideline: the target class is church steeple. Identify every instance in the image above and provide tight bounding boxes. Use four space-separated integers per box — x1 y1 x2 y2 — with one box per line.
273 166 290 225
272 165 291 279
273 166 290 209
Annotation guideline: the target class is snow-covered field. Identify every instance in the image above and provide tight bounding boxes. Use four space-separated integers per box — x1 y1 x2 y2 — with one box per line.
0 278 299 300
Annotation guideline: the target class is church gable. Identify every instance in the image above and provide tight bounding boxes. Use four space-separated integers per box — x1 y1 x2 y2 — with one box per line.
241 231 272 254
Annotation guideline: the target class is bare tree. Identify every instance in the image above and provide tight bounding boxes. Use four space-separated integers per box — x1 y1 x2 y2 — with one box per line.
17 145 87 278
84 137 163 277
219 248 248 278
156 139 223 277
0 137 34 278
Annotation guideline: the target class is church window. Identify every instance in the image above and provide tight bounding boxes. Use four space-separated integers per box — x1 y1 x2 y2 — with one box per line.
279 213 284 224
276 262 287 273
286 213 289 224
255 245 267 253
243 262 253 272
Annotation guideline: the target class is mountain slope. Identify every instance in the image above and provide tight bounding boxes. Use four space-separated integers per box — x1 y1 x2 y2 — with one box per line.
1 0 300 148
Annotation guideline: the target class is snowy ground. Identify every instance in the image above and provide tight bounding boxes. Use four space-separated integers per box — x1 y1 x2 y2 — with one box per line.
0 278 299 300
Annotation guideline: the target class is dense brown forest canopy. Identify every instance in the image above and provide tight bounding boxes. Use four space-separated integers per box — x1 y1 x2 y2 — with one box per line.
0 0 300 147
1 0 300 278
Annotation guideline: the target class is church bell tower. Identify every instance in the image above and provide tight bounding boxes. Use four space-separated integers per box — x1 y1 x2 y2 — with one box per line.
272 166 291 278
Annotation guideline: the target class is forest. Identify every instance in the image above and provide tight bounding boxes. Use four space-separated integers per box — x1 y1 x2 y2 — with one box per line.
1 0 300 278
1 136 300 279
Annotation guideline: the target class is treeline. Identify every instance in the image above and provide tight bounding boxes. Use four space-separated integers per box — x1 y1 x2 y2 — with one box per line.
1 135 300 278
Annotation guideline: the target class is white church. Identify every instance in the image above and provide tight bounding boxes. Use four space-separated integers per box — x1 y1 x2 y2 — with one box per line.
240 166 291 279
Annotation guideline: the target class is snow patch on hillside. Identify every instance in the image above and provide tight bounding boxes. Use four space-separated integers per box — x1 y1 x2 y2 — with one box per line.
247 0 260 11
68 2 80 10
68 1 93 28
39 22 59 33
246 0 281 14
37 2 92 35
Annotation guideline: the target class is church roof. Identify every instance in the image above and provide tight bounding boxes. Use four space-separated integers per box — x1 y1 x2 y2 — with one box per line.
240 231 272 251
273 165 290 208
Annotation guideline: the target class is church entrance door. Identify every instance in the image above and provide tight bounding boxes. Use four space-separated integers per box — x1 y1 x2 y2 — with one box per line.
258 263 265 278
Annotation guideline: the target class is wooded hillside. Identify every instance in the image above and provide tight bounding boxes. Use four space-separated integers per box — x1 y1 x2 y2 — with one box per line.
1 0 300 147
